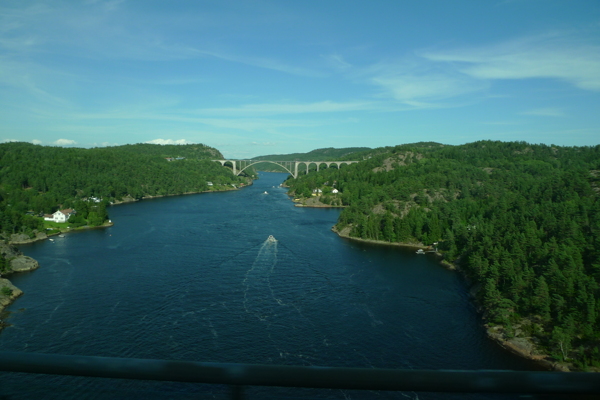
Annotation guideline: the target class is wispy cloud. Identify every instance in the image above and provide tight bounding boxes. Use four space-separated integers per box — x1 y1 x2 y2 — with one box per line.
370 72 485 106
323 53 352 71
251 141 278 146
421 33 600 91
195 101 374 117
520 107 566 117
184 47 323 77
193 118 325 132
0 2 320 77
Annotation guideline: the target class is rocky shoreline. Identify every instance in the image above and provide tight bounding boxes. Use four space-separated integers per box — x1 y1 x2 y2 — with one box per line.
330 223 573 372
0 242 40 325
0 184 252 330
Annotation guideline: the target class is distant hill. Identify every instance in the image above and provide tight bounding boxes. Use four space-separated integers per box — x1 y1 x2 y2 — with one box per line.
249 147 371 173
252 147 371 162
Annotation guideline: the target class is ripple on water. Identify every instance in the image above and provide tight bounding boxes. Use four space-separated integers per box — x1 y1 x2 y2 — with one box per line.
0 173 535 399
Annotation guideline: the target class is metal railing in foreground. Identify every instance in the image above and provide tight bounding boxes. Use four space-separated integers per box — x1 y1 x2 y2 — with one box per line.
1 351 599 398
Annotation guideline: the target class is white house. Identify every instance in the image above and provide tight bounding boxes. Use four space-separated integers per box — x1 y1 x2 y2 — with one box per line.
332 188 339 194
44 209 75 223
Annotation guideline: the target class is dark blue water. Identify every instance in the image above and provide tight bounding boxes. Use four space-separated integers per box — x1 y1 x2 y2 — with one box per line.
0 173 534 399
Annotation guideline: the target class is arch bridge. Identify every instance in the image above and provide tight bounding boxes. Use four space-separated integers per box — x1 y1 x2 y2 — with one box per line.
212 160 359 179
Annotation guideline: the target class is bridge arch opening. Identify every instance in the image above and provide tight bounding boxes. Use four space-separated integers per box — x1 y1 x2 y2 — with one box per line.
238 160 294 177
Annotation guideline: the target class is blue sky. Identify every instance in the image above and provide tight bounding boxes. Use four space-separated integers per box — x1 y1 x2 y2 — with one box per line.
1 0 599 158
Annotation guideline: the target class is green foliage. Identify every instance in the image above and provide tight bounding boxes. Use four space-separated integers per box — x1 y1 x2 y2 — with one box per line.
0 142 245 237
253 147 371 162
286 140 600 366
1 286 12 297
0 255 9 275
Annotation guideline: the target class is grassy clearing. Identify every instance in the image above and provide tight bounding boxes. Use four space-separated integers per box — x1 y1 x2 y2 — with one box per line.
42 220 69 233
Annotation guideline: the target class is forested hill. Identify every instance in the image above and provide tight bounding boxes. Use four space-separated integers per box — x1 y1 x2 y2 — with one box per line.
285 140 600 368
0 142 245 238
252 147 371 161
249 147 371 174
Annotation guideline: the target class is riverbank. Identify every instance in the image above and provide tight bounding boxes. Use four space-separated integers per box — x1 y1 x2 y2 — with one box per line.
110 184 247 206
291 195 345 208
331 224 573 372
8 186 248 246
8 220 114 246
0 243 40 326
0 183 252 331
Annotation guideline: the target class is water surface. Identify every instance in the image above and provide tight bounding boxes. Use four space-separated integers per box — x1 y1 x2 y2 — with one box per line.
0 173 534 399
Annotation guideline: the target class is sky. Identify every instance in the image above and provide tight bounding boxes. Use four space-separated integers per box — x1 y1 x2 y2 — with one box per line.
1 1 599 158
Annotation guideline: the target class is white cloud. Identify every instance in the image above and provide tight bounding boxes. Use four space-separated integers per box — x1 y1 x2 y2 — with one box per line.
1 139 20 143
421 34 600 91
53 138 76 145
92 141 118 147
520 108 566 117
196 101 374 117
145 139 190 145
370 73 484 105
31 139 42 144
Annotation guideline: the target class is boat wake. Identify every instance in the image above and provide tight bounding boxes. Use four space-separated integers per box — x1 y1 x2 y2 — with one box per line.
242 236 279 320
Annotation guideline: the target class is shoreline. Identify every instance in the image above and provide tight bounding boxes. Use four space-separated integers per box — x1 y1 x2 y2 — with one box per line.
8 220 115 246
110 184 246 206
1 184 251 327
10 184 250 246
0 255 39 326
330 224 571 372
290 194 346 208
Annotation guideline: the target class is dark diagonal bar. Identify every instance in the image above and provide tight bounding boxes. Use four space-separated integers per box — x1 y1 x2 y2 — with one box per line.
1 352 599 394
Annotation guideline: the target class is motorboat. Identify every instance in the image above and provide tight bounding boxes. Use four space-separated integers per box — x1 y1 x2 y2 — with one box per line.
267 235 277 242
416 249 425 254
264 191 268 194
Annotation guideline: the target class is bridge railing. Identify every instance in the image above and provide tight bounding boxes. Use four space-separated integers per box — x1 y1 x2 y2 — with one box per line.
1 352 599 399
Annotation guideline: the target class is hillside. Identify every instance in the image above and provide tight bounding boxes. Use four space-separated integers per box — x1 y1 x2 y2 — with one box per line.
253 147 370 161
285 140 600 369
0 142 245 240
250 147 371 173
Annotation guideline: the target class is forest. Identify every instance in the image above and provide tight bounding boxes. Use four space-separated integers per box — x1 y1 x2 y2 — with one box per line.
0 142 245 239
250 147 369 173
285 141 600 369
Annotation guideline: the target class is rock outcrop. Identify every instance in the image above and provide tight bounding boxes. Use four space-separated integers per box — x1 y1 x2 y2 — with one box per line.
9 233 32 244
9 256 39 272
0 242 20 259
0 278 23 313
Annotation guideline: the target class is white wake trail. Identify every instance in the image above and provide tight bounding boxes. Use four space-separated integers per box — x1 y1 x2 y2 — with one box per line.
242 238 278 320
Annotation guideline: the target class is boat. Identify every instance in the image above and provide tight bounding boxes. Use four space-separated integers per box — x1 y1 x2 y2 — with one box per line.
267 235 277 243
416 249 425 254
58 234 65 238
264 191 268 194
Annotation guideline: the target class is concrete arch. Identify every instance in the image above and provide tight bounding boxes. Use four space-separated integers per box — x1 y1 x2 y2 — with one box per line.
237 160 295 177
213 160 359 179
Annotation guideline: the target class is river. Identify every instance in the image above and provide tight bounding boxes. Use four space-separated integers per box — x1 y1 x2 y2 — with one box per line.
0 172 535 399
